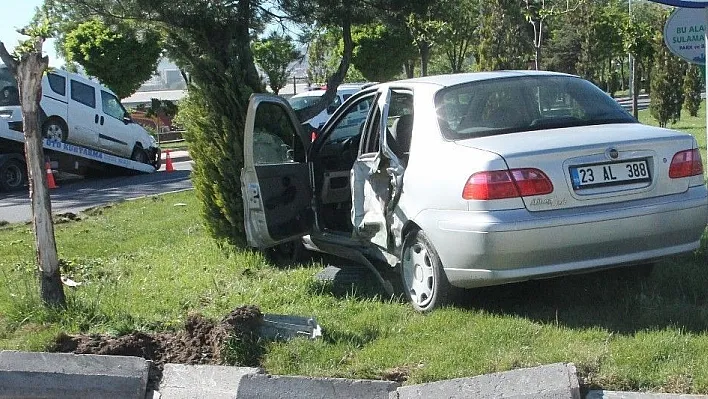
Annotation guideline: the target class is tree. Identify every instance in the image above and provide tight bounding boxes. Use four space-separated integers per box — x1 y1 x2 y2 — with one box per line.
406 5 447 76
351 24 413 82
252 32 300 95
622 9 655 118
62 19 162 98
522 0 582 71
683 64 702 117
50 0 374 247
144 98 178 136
0 16 66 307
305 27 344 85
476 0 530 71
650 20 686 128
436 0 478 73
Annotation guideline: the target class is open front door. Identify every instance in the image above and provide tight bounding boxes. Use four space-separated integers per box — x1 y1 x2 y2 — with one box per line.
241 94 313 249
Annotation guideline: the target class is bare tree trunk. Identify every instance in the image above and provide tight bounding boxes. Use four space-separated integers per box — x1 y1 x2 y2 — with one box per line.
631 59 639 119
404 61 415 78
419 43 430 77
0 41 65 308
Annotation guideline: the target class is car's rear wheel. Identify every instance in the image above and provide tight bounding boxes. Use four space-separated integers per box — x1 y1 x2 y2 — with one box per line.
400 229 452 312
0 159 27 191
42 117 67 142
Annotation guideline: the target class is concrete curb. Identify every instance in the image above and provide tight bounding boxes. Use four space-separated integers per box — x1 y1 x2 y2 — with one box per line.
236 374 399 399
4 352 708 398
156 364 260 398
395 362 579 399
0 350 149 399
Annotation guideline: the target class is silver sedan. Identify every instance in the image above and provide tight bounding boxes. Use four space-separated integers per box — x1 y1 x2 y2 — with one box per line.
242 71 708 312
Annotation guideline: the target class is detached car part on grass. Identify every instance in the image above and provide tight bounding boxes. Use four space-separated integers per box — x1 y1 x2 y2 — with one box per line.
241 71 708 312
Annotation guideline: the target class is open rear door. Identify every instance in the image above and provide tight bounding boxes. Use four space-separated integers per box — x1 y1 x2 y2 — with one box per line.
241 94 313 249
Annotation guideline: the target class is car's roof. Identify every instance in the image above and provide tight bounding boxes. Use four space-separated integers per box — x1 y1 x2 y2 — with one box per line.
290 82 377 99
381 70 575 89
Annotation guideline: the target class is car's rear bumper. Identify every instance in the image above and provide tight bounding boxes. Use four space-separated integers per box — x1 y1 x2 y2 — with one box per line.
415 185 708 289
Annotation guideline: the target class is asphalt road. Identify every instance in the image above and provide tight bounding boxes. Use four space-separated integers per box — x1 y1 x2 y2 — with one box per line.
0 158 193 224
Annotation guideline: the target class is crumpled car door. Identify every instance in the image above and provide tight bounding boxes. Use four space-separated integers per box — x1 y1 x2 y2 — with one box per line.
350 89 405 251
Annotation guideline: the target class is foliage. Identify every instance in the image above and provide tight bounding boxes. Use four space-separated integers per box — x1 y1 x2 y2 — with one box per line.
351 24 413 82
435 0 478 73
252 32 300 95
476 0 530 71
306 27 365 84
62 19 162 98
521 0 583 71
306 28 342 85
144 98 178 133
650 19 686 128
683 64 703 117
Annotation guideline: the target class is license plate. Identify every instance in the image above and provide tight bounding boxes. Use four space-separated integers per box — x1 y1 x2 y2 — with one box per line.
570 159 650 189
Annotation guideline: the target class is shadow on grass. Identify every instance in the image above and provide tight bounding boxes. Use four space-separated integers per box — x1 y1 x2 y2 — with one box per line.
453 250 708 334
275 234 708 335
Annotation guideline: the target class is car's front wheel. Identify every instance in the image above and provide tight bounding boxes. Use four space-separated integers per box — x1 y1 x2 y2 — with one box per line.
400 229 453 312
130 144 149 164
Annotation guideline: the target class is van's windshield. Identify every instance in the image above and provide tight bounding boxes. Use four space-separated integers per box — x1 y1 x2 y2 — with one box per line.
0 66 20 107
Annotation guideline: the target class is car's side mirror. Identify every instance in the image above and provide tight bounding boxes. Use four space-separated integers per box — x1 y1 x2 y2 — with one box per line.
123 116 132 125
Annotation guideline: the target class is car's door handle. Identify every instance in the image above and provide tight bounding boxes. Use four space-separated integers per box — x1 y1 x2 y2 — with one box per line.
100 116 104 125
94 114 99 124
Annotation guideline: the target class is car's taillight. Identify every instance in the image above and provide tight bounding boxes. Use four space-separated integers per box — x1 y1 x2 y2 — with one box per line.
669 149 703 178
462 168 553 200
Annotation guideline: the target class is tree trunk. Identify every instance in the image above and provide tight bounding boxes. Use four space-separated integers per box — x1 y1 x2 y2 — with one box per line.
420 43 430 77
631 59 639 119
1 41 65 307
404 61 415 78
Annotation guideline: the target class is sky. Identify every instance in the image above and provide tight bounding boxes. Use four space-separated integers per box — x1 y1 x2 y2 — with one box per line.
0 0 61 66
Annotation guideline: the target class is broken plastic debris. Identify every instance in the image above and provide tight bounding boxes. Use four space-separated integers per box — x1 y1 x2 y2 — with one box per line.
61 276 82 287
260 314 322 340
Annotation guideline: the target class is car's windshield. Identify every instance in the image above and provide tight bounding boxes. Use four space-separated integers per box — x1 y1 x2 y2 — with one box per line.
435 75 636 140
288 95 323 111
0 66 20 107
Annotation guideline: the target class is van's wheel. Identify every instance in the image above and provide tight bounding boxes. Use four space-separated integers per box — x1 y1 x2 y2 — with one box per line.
0 159 28 191
400 229 453 312
42 117 68 142
131 145 149 164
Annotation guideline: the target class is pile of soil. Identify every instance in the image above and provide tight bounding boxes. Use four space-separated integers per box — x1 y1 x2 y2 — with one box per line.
53 305 264 389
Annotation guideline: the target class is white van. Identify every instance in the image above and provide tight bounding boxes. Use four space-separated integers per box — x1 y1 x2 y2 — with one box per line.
0 66 160 167
287 83 374 129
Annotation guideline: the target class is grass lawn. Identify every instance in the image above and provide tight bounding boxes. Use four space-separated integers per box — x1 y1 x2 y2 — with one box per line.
158 140 189 151
1 106 707 393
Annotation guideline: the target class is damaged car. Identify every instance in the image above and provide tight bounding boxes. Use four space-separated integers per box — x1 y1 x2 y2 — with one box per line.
241 71 708 312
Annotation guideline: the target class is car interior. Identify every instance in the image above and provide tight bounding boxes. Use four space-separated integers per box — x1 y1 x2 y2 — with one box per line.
311 90 414 233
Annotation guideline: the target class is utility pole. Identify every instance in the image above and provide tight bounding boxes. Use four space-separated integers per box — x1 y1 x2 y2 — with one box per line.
629 0 639 118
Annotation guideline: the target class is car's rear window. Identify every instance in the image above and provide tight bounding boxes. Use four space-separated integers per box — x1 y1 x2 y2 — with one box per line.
435 75 636 140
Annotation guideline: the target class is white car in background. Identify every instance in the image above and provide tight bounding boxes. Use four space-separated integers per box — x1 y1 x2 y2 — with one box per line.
242 71 708 312
0 66 160 168
287 83 373 130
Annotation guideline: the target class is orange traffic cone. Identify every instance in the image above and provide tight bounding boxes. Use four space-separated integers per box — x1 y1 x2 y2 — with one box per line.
45 162 58 189
164 150 174 172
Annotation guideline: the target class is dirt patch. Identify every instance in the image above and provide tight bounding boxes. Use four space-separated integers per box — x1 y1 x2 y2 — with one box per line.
53 212 81 224
52 305 264 389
